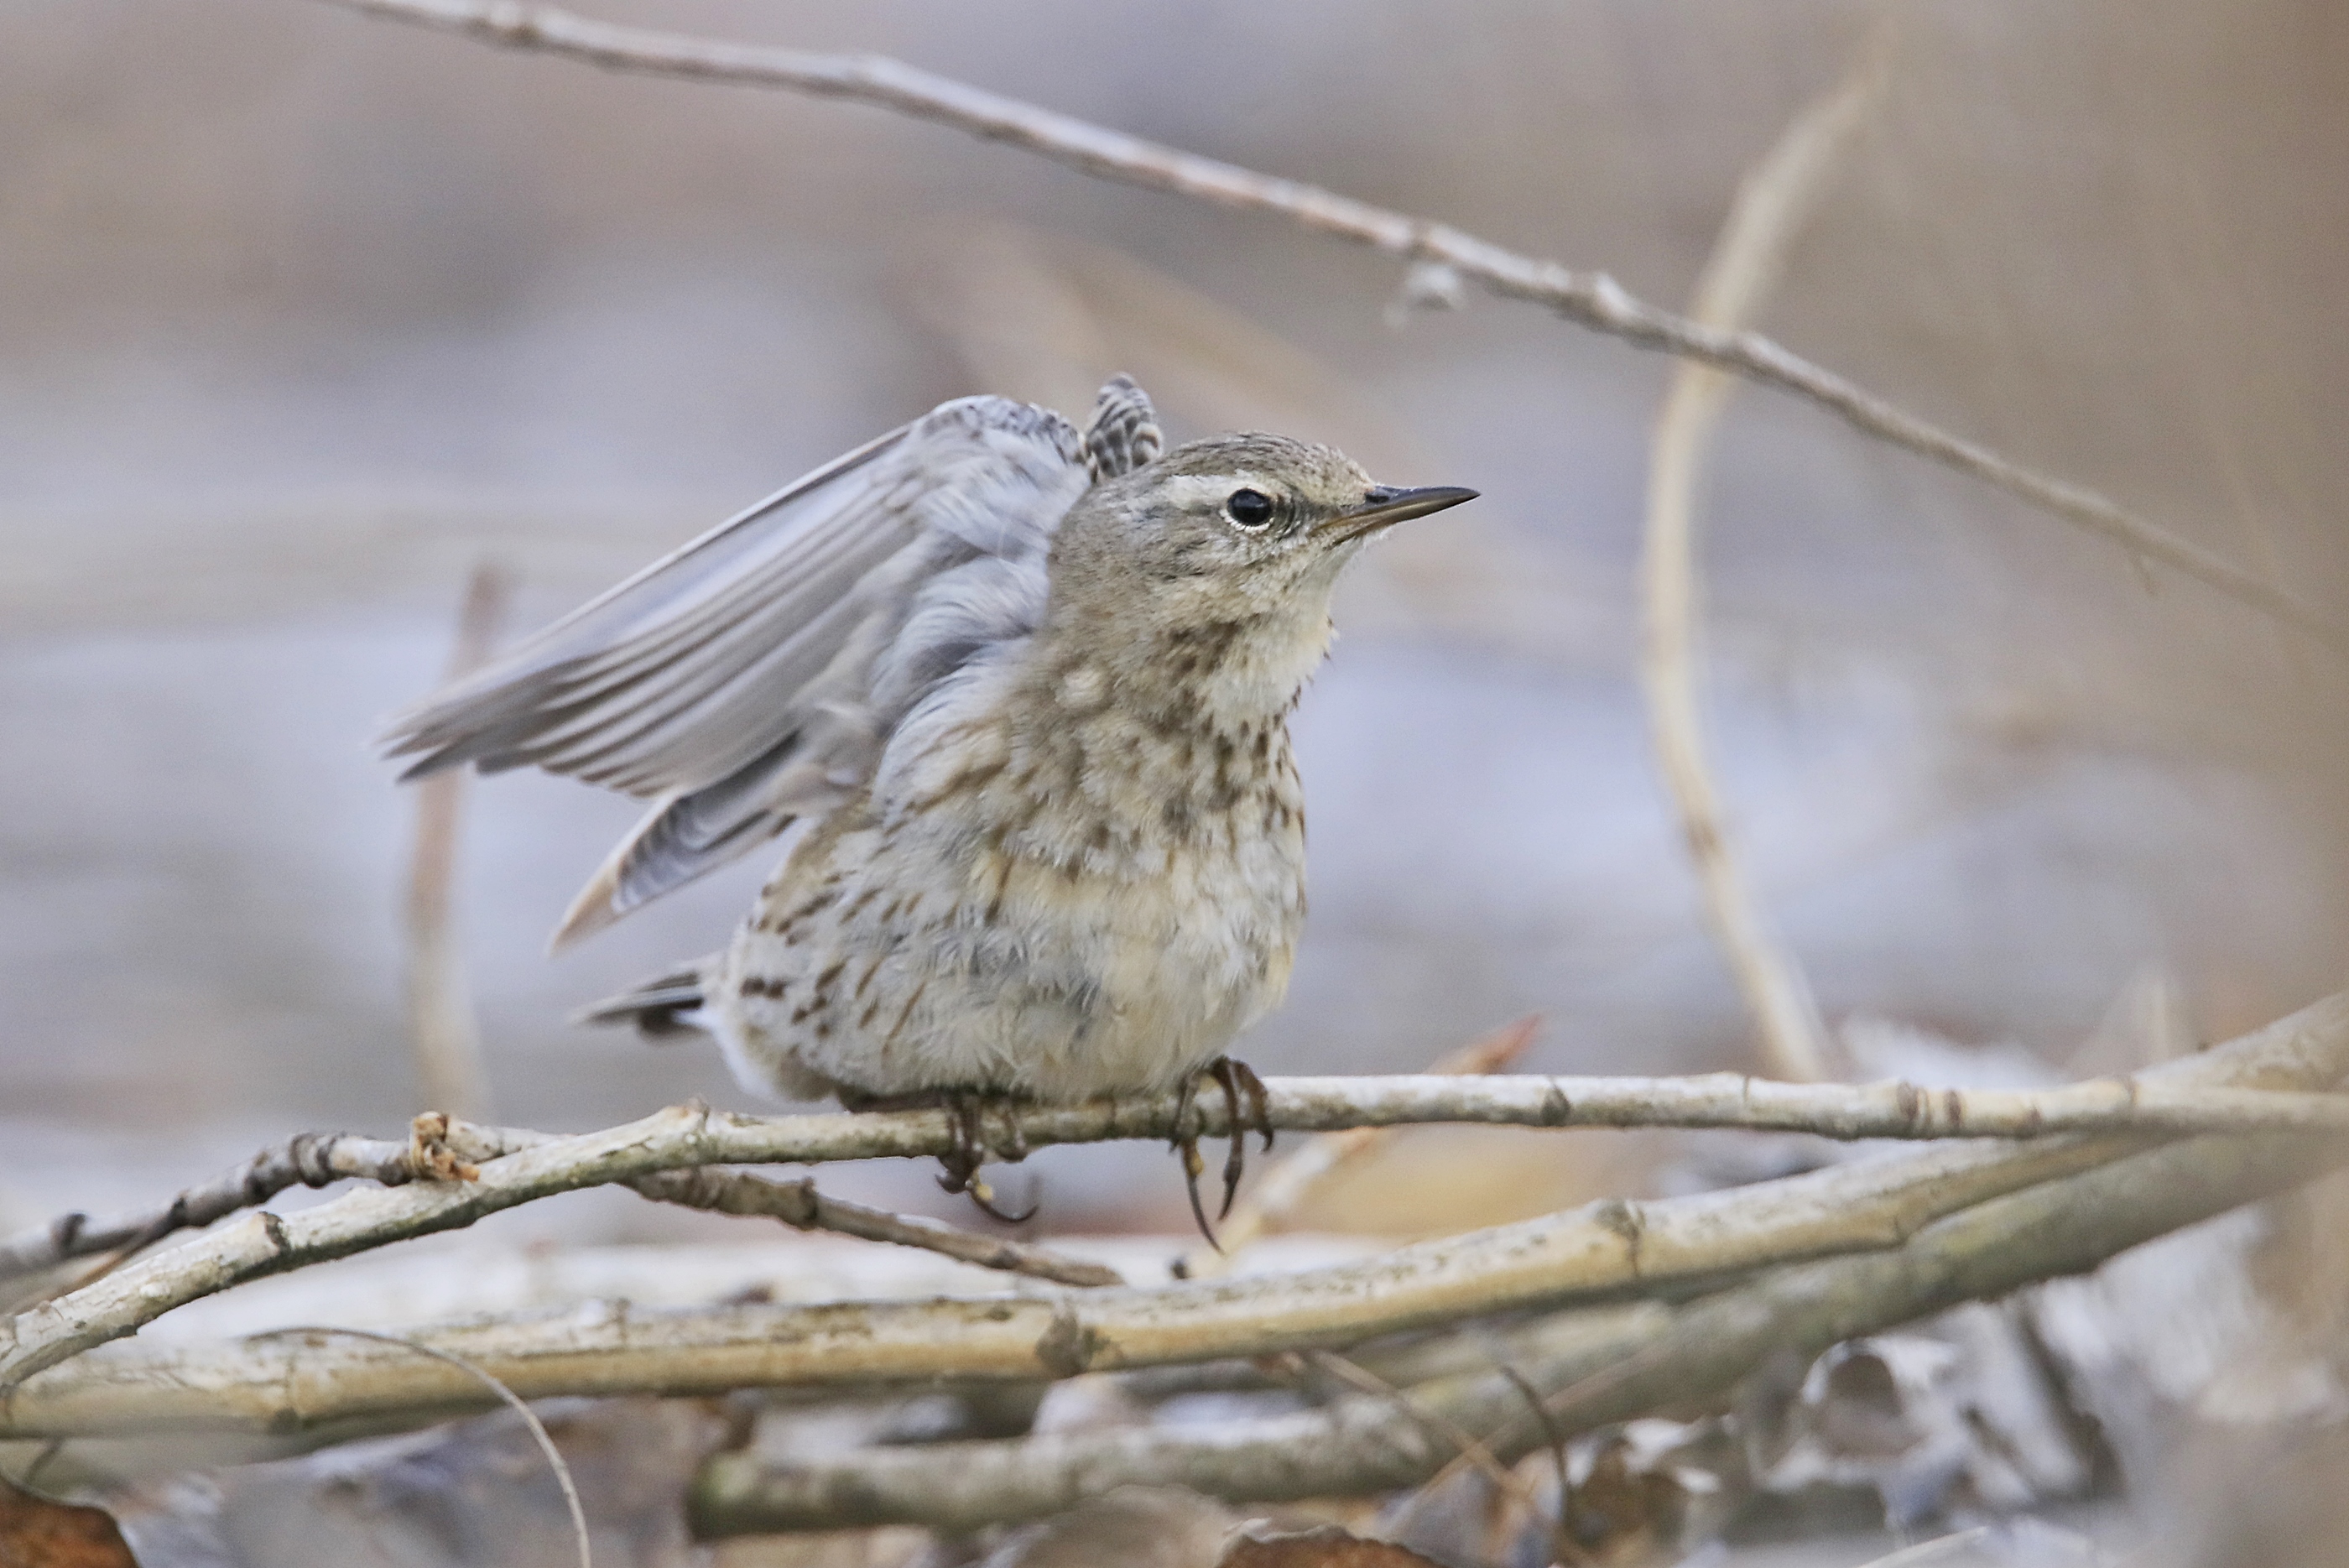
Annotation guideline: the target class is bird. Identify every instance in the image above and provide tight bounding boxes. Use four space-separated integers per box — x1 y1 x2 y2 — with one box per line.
384 377 1476 1233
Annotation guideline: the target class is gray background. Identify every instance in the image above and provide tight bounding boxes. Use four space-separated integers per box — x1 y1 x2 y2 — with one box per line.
4 0 2345 1230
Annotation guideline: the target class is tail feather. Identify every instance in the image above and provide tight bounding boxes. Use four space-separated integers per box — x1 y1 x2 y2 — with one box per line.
574 962 712 1039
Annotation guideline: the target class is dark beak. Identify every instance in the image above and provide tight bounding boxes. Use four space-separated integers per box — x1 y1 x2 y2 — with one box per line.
1318 483 1479 544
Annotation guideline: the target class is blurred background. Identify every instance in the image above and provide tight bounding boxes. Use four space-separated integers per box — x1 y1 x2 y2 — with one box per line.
8 0 2345 1216
6 0 2349 1560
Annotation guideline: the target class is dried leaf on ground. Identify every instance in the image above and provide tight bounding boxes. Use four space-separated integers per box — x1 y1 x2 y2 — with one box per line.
982 1487 1238 1567
0 1477 136 1568
1218 1525 1450 1568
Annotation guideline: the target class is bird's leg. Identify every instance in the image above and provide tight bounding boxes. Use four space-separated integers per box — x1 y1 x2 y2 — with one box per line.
1206 1057 1277 1221
1169 1072 1219 1251
929 1091 1038 1225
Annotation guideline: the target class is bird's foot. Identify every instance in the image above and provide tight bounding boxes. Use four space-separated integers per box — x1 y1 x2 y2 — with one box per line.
1207 1057 1275 1220
922 1091 1038 1225
1169 1058 1277 1249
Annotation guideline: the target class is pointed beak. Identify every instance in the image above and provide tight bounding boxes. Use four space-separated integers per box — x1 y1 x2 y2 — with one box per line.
1317 483 1479 544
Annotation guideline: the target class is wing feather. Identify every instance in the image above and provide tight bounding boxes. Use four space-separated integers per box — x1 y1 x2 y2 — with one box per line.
383 385 1163 945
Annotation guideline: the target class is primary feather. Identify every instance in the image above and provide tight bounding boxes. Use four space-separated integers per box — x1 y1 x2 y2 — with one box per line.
383 378 1163 945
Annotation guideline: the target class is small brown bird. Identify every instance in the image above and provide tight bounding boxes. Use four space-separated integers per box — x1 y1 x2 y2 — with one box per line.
387 378 1475 1230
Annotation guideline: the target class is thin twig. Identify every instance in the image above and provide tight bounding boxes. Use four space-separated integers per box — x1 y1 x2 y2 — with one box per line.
1305 1349 1526 1504
315 0 2347 654
0 1115 1117 1289
404 561 509 1121
253 1326 591 1568
0 1127 435 1283
1487 1357 1585 1568
628 1166 1122 1289
1642 40 1884 1081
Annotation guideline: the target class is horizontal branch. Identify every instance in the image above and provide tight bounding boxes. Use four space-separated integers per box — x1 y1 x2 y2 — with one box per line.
9 987 2346 1435
321 0 2346 654
0 1128 425 1283
0 1117 1116 1293
0 1135 2102 1435
694 1100 2346 1534
13 1017 2349 1398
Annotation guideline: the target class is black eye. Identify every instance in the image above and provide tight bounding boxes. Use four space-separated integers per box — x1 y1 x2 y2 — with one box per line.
1225 488 1275 530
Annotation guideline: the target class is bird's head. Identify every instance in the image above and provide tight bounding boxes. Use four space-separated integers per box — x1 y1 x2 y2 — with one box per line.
1052 430 1474 623
1040 431 1477 714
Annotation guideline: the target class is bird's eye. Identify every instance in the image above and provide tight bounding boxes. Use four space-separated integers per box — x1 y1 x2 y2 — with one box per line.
1224 488 1275 531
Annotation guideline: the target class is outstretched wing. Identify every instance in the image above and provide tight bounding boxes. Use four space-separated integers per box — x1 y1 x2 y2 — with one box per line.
386 379 1160 946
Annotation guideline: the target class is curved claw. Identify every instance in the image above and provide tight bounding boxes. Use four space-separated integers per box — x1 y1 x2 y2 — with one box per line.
1206 1058 1276 1222
1210 1061 1247 1221
1169 1073 1222 1252
962 1175 1040 1225
932 1093 1040 1225
1237 1060 1276 1154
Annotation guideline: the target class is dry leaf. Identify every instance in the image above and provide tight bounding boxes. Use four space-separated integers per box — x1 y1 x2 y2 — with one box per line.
1218 1524 1449 1567
0 1478 137 1568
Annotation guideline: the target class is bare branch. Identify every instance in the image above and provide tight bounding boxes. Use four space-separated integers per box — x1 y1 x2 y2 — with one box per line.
690 1088 2349 1534
0 1132 2095 1435
0 1115 1116 1292
315 0 2348 654
10 989 2349 1414
1642 42 1884 1081
12 986 2349 1435
0 1128 424 1284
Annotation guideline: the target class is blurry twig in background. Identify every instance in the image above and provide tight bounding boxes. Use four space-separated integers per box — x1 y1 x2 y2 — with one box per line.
1305 1350 1534 1515
249 1325 591 1568
11 988 2349 1437
318 0 2349 657
403 560 509 1121
1642 36 1886 1082
1848 1527 1996 1568
1177 1016 1539 1279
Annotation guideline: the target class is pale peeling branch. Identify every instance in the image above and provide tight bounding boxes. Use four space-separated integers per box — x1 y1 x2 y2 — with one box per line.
10 1068 2349 1294
0 1134 2107 1435
0 1128 429 1284
0 1115 1114 1294
10 992 2349 1407
316 0 2346 654
694 1092 2346 1534
1642 43 1883 1081
11 987 2349 1435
